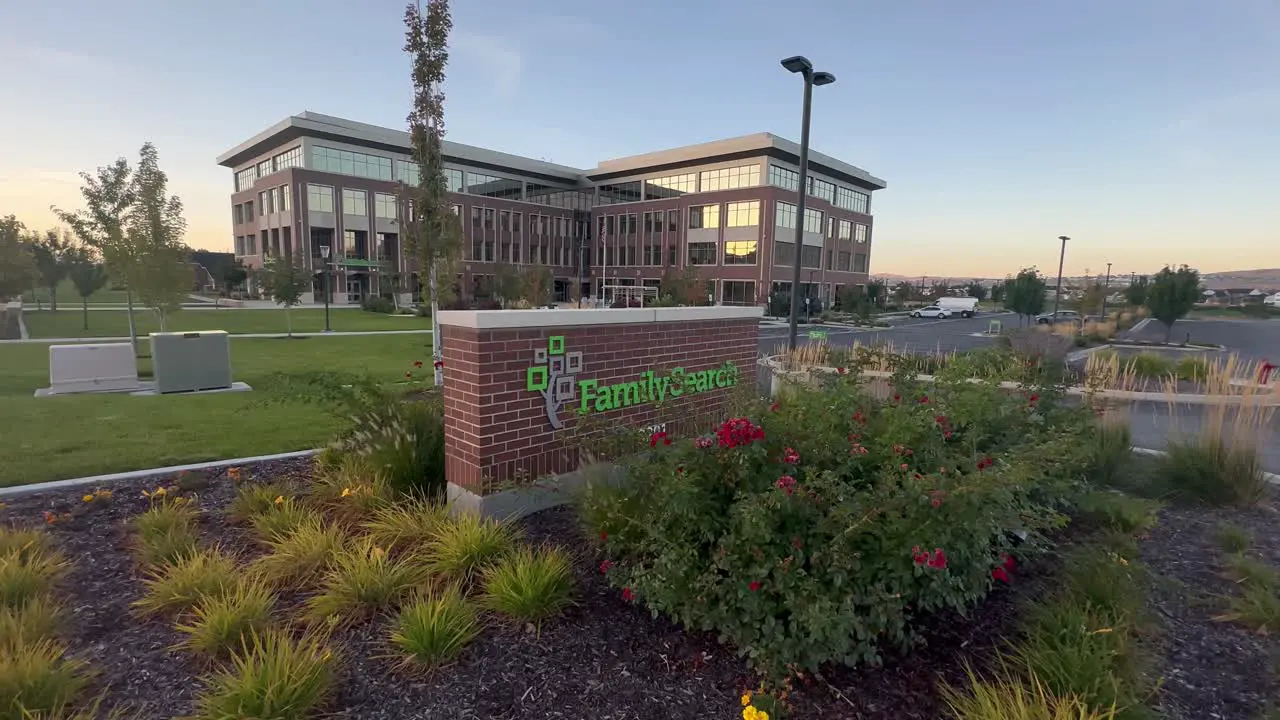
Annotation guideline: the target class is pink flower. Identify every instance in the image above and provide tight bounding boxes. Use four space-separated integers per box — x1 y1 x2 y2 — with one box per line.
1003 554 1016 572
927 548 947 569
600 560 615 574
749 580 761 592
899 463 909 471
837 367 848 375
622 587 635 602
649 431 670 448
782 447 800 464
913 551 928 566
695 436 714 449
943 430 953 440
919 395 930 404
991 567 1010 583
931 496 942 508
433 359 444 369
776 475 797 495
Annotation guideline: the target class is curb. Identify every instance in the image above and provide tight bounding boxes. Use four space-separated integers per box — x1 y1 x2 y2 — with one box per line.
1132 446 1280 485
0 449 320 498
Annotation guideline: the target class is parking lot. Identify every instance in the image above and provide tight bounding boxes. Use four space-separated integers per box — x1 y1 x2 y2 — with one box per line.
757 311 1016 355
1123 318 1280 364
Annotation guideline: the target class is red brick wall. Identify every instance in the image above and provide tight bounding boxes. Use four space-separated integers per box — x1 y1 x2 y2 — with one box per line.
441 312 759 494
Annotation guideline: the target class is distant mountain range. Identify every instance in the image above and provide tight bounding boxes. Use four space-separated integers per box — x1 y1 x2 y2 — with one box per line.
874 269 1280 291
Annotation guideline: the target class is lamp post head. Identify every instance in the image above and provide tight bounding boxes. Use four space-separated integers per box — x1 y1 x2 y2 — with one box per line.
1058 235 1070 242
813 71 836 86
319 244 330 260
780 55 813 74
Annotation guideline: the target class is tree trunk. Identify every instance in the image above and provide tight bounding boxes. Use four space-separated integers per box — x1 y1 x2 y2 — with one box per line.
158 309 168 333
49 285 57 311
286 306 293 337
1163 320 1173 343
430 261 443 386
82 298 88 330
125 290 138 357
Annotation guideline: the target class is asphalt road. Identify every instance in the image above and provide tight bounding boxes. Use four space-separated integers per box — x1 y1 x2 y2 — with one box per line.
1124 318 1280 363
757 312 1014 355
1128 400 1280 475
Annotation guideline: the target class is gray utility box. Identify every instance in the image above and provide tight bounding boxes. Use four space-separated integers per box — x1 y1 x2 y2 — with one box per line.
149 331 233 394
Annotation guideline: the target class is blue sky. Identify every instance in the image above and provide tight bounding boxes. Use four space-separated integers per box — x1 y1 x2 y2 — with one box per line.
2 0 1277 278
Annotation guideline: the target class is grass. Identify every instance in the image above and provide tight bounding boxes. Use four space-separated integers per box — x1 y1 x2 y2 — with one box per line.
227 484 294 524
249 519 347 588
305 538 428 624
247 498 322 543
189 630 335 720
0 334 431 488
389 585 482 671
176 580 277 658
0 530 52 563
22 278 132 306
133 548 238 617
1224 554 1277 590
480 547 574 624
1215 523 1253 554
0 638 91 720
21 307 429 339
1076 492 1159 536
943 666 1119 720
1159 438 1267 506
428 514 520 584
0 598 61 649
1219 583 1280 634
132 501 199 567
0 549 68 612
361 498 448 553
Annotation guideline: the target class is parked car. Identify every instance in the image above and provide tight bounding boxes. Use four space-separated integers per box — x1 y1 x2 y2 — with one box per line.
936 297 980 318
1035 310 1083 325
911 305 952 319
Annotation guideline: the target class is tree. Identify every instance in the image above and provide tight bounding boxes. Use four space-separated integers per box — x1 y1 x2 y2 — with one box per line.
262 256 311 337
1078 281 1106 315
219 259 248 296
126 142 190 332
404 0 463 386
964 281 988 302
1145 265 1201 342
865 279 886 308
0 215 34 302
1002 268 1048 325
989 281 1006 304
521 262 554 307
1124 275 1148 307
658 264 703 306
30 229 72 310
891 281 913 305
65 245 109 330
490 259 522 308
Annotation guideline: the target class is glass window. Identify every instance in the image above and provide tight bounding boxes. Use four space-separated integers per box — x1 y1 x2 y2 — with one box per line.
526 184 592 209
597 180 642 205
512 212 522 234
465 171 521 199
394 159 422 185
619 213 638 234
245 200 254 219
687 242 717 265
854 253 868 272
855 224 869 243
235 168 256 192
768 165 799 192
667 209 679 232
233 204 242 225
470 207 482 229
835 186 870 214
689 204 720 230
773 241 795 267
838 219 852 240
807 177 835 204
280 185 291 213
256 159 271 178
804 208 824 234
722 280 756 306
699 164 760 192
272 147 302 171
499 210 511 232
375 193 396 219
724 240 757 265
342 188 367 216
645 172 696 199
484 208 495 230
838 251 852 272
725 201 760 228
775 201 797 229
310 145 393 181
258 191 267 215
801 245 822 268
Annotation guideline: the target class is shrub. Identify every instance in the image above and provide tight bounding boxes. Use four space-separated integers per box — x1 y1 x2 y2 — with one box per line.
133 548 238 617
943 667 1119 720
1223 554 1276 590
247 498 323 543
228 484 295 525
133 502 199 567
0 598 61 649
362 498 448 554
1128 353 1172 379
1058 546 1144 622
361 295 396 314
389 585 482 670
1086 415 1132 488
0 638 91 719
249 519 346 588
1219 582 1280 633
428 514 519 585
189 630 335 720
1015 599 1142 717
0 530 52 561
582 372 1091 675
308 457 393 524
1076 492 1158 536
1174 356 1211 382
306 538 427 623
0 548 68 612
1158 437 1266 506
1214 523 1251 554
332 394 446 499
481 547 573 624
176 580 277 657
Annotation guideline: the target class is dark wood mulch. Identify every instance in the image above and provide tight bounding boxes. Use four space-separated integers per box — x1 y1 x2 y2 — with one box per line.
1139 499 1280 720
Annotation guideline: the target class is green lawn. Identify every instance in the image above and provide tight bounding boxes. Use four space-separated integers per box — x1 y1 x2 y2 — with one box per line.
23 307 431 338
0 333 434 487
22 278 134 305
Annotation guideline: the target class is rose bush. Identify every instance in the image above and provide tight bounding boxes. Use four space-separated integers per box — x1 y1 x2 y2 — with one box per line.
582 368 1095 675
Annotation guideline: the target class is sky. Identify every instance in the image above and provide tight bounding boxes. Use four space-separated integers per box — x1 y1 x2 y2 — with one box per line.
1 0 1278 279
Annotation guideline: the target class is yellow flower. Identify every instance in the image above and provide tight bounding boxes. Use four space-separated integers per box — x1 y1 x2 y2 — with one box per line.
274 496 285 505
372 546 386 559
154 487 166 498
741 692 752 707
757 712 769 720
83 495 94 503
743 707 759 720
341 487 352 498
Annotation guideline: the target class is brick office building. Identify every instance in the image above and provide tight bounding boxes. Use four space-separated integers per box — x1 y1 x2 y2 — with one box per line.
216 111 886 307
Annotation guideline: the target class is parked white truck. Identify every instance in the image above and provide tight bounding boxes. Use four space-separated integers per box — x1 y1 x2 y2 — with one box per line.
936 297 980 318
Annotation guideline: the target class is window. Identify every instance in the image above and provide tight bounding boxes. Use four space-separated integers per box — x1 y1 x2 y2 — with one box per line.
233 236 242 255
465 171 521 199
688 204 720 230
688 242 717 265
801 245 822 269
643 211 662 234
483 208 495 230
310 145 392 180
512 212 522 234
854 253 868 272
768 165 799 192
342 189 367 216
273 147 302 171
245 235 257 254
722 280 756 306
699 164 760 192
258 191 268 215
619 213 638 234
808 177 835 204
803 208 824 234
838 251 852 272
838 219 852 240
245 200 255 219
724 240 757 265
855 224 869 243
826 248 834 270
834 186 870 214
375 193 396 219
645 172 696 198
235 168 256 192
775 201 797 229
526 185 593 209
643 241 662 266
394 160 421 185
499 210 511 232
280 185 291 213
725 201 760 227
667 209 679 232
597 180 642 205
233 204 243 225
773 241 795 266
256 159 271 178
470 207 482 228
444 168 463 192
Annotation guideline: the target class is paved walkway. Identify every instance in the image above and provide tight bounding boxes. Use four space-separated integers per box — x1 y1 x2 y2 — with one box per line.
0 329 434 344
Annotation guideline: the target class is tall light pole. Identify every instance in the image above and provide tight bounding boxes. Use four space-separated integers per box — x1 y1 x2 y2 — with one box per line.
782 55 835 349
1052 235 1068 317
1101 261 1112 319
319 243 332 333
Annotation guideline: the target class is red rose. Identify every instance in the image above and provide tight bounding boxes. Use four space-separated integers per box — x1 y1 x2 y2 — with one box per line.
649 431 670 448
749 581 761 592
782 447 800 464
927 548 947 569
600 560 615 574
599 531 608 541
1003 554 1016 572
622 587 635 602
991 567 1010 583
837 367 848 375
931 497 942 508
919 395 930 404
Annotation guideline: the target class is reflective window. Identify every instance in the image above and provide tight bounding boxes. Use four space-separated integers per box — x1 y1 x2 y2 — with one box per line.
689 204 720 230
512 212 522 234
854 253 868 272
724 240 757 265
773 241 795 266
838 251 852 272
342 189 367 216
804 208 824 234
838 219 852 240
273 147 302 172
245 200 254 219
835 186 870 214
645 172 696 199
775 201 797 229
722 280 756 305
526 183 593 209
444 168 463 192
808 177 835 204
256 159 271 178
688 242 717 265
768 165 799 192
311 146 393 181
699 164 760 192
375 193 396 219
597 180 642 205
306 184 334 213
258 191 267 214
725 201 760 228
619 213 638 234
465 171 521 199
393 160 421 185
667 209 679 232
855 223 869 243
801 245 822 269
280 185 291 213
235 168 256 192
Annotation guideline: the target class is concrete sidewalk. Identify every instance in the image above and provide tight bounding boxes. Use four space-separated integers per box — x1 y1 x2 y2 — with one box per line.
0 329 434 344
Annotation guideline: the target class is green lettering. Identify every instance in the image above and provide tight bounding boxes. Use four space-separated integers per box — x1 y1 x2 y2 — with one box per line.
714 369 726 388
617 382 641 407
595 382 615 412
685 371 698 394
657 375 670 403
669 368 685 397
695 371 710 392
578 379 598 412
725 362 739 385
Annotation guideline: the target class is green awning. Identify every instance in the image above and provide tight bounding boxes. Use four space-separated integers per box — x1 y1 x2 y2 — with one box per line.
339 258 380 268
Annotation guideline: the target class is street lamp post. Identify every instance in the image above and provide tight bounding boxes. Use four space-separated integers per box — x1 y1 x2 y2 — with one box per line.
1101 262 1112 319
319 243 332 333
1052 235 1069 317
782 55 835 350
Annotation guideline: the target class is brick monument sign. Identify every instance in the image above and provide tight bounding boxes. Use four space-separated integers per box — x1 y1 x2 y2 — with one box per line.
437 306 762 513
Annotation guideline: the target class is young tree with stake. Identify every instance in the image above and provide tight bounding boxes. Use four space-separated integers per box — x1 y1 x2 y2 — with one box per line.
1002 268 1048 326
1145 265 1201 342
65 245 109 330
262 256 311 337
30 229 72 310
126 142 190 332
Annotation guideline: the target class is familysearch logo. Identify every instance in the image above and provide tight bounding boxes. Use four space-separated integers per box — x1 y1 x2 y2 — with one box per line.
525 335 739 430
